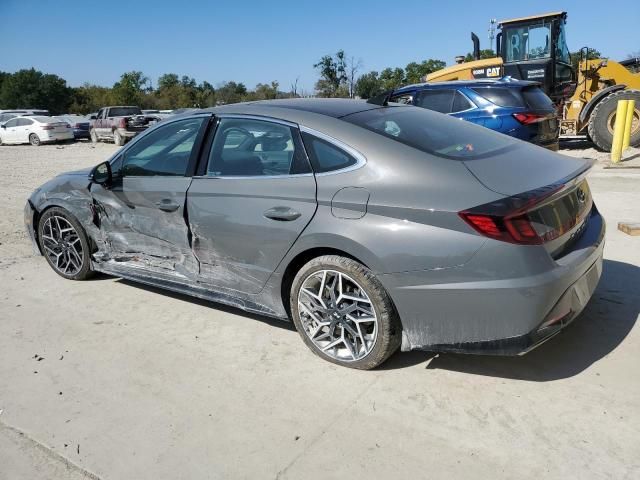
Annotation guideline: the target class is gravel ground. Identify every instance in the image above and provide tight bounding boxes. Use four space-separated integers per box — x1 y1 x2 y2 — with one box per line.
1 140 639 479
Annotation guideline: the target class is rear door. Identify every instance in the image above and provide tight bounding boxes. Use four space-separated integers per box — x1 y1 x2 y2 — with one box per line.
90 116 209 277
187 115 317 294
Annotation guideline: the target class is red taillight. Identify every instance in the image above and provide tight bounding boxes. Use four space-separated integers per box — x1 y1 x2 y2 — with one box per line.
73 123 80 128
41 125 54 130
513 112 547 125
459 184 565 245
118 118 127 128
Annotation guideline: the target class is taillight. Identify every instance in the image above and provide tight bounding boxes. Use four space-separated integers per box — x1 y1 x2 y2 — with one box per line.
73 123 80 128
118 118 127 128
513 112 547 124
459 183 565 245
41 125 54 130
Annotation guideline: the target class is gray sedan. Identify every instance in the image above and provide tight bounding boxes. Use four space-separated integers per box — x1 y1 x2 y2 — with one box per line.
24 99 604 369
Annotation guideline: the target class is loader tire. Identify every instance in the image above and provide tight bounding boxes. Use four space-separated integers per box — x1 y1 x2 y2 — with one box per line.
588 89 640 151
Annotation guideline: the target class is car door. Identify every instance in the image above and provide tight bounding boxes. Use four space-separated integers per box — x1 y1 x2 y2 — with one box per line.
187 115 317 294
2 118 20 143
18 118 35 142
90 116 209 278
95 108 105 136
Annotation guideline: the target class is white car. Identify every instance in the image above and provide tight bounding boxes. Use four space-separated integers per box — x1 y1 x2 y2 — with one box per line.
0 116 73 146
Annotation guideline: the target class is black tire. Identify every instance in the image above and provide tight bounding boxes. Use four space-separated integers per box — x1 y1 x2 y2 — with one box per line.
90 129 98 144
290 255 401 370
588 89 640 151
38 207 94 281
29 133 41 146
113 130 125 146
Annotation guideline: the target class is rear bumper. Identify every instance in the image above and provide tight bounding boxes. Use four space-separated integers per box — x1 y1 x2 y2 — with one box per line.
41 131 74 142
73 129 90 139
379 208 605 355
117 127 146 138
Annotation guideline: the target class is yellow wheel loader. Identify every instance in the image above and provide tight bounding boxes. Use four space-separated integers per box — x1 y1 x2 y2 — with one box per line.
426 11 640 151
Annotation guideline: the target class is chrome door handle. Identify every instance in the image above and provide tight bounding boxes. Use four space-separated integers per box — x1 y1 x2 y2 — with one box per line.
155 200 180 212
263 206 302 221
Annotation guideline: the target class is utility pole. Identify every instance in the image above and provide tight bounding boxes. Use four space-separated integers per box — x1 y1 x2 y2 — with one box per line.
488 18 497 52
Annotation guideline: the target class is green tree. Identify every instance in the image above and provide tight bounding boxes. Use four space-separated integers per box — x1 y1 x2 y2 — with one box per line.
404 59 447 84
0 68 72 113
68 84 114 114
354 71 382 99
216 81 247 104
464 49 496 62
570 48 602 72
314 50 348 97
111 71 149 105
379 67 405 91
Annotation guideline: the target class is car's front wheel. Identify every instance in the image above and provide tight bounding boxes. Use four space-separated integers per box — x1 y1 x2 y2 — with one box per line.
290 255 401 369
38 207 94 280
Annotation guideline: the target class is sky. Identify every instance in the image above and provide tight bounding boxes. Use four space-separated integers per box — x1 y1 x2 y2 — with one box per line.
1 0 638 93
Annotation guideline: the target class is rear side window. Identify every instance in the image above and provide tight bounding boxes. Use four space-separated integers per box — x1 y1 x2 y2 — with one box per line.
414 89 455 113
301 133 358 173
471 87 525 107
452 91 474 112
522 87 554 110
17 118 34 126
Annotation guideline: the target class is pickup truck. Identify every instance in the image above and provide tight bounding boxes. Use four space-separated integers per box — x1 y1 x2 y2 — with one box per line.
90 106 153 146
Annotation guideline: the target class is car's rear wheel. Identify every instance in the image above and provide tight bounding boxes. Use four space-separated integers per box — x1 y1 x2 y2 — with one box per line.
29 134 41 146
113 130 125 146
38 207 94 280
90 129 98 143
290 255 401 369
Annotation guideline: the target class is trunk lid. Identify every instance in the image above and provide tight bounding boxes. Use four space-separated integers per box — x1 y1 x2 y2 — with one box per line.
462 144 595 258
462 142 590 196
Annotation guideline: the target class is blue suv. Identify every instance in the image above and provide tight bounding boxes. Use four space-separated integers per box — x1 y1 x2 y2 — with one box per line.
391 78 559 150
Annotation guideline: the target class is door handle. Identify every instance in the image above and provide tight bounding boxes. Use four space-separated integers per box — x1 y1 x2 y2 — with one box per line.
263 206 302 221
155 200 180 212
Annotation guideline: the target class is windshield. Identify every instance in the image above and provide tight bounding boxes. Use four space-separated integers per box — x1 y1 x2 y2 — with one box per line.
342 106 515 160
556 22 570 64
504 22 551 62
110 107 142 117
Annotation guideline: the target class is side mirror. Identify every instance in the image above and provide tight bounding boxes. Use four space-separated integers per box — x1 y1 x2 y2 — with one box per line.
91 161 112 185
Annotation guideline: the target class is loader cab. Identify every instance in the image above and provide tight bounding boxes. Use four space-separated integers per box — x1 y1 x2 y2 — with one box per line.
496 11 574 102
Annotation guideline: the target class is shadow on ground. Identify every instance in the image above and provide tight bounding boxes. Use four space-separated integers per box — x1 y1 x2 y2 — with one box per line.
114 260 637 380
116 279 296 332
383 259 639 380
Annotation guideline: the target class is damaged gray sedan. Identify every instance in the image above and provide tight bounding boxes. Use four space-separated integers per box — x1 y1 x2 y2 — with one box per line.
25 99 604 369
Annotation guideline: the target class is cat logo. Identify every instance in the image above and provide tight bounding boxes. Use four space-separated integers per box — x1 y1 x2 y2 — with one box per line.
486 67 501 77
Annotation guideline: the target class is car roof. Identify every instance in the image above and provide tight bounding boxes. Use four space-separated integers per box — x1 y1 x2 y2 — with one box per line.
394 78 540 94
205 98 393 119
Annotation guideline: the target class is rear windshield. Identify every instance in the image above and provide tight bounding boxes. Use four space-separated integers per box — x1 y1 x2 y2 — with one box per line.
342 106 514 160
109 107 142 116
472 86 553 110
522 87 554 110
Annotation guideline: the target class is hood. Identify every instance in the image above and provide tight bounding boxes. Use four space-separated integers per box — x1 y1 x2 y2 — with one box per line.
58 166 93 177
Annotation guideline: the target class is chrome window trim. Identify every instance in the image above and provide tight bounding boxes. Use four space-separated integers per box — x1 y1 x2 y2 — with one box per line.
298 125 367 176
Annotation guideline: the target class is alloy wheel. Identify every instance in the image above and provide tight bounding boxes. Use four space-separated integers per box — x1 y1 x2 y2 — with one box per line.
297 269 378 362
41 215 84 276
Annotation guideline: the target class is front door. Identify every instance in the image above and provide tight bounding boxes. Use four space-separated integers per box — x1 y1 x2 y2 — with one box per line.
187 116 317 294
2 118 20 143
90 116 209 278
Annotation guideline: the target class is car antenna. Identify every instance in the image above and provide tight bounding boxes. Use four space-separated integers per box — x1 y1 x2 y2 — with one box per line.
366 90 393 106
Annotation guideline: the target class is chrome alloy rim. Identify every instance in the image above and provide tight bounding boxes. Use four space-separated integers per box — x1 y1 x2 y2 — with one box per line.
41 216 84 275
297 270 378 362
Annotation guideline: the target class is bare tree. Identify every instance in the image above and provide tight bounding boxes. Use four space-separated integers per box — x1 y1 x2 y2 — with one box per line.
348 56 363 98
290 76 299 97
